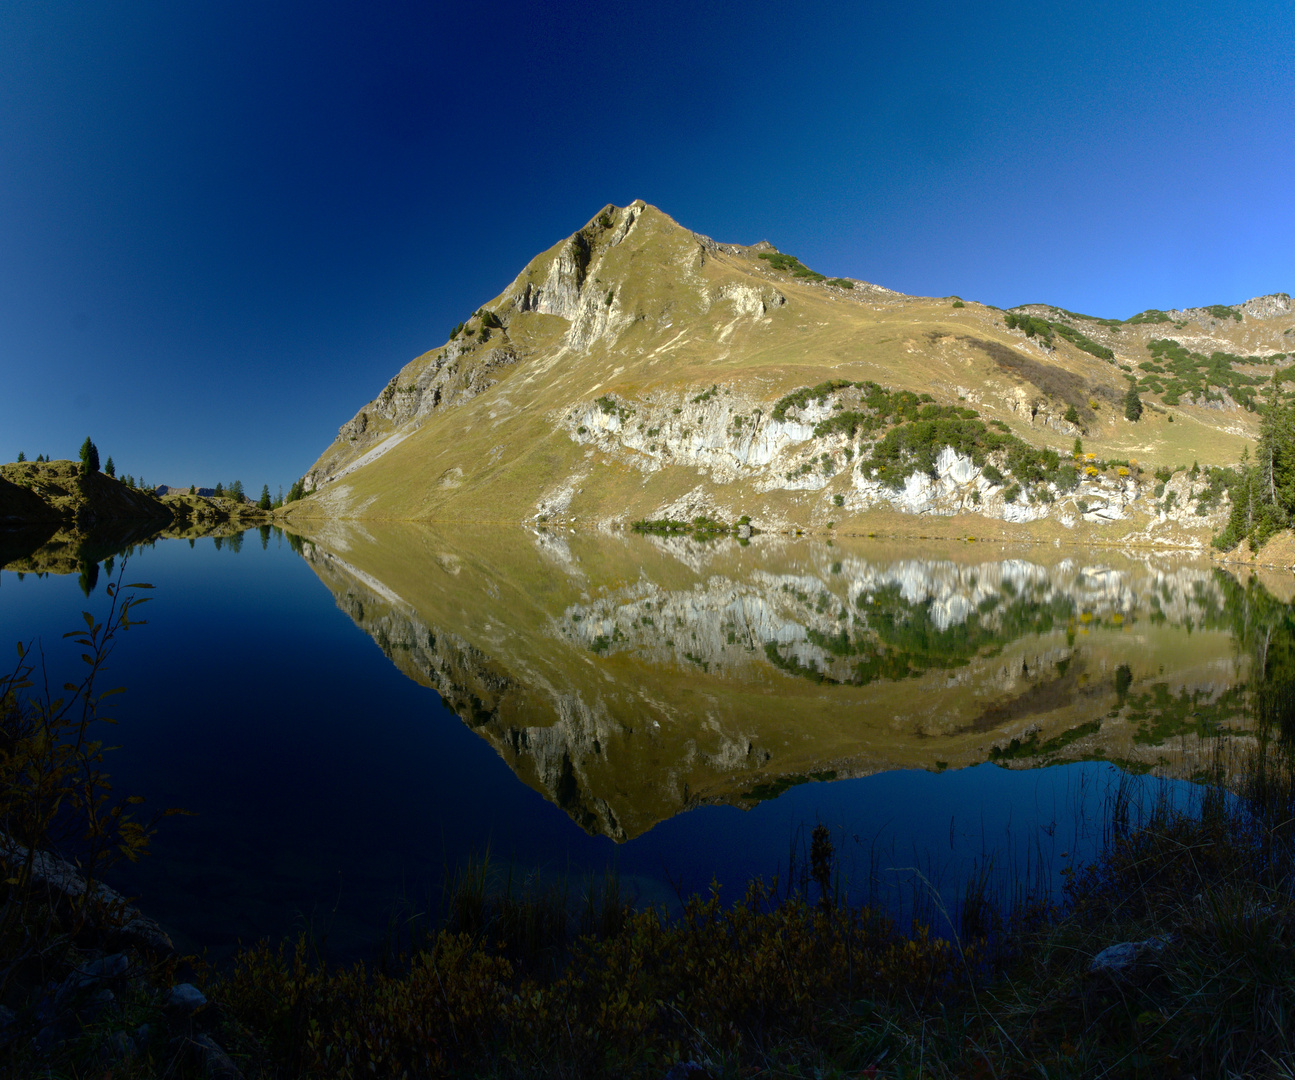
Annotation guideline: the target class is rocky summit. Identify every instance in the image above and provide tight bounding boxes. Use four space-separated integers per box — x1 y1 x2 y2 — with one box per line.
288 201 1294 546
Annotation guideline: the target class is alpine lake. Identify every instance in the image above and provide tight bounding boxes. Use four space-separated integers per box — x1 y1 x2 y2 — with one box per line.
3 522 1291 963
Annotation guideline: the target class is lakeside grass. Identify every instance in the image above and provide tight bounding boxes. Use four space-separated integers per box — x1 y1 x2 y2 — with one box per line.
10 753 1295 1079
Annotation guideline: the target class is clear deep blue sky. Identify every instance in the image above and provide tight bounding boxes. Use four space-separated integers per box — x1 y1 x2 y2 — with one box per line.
2 1 1292 492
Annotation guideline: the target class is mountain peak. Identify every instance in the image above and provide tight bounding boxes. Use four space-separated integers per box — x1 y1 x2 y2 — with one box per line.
289 204 1283 541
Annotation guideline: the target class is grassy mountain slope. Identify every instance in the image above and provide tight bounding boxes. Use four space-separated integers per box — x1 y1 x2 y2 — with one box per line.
287 202 1291 538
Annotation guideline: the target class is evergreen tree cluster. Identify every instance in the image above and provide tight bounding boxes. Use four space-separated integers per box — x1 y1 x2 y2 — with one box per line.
1217 391 1295 551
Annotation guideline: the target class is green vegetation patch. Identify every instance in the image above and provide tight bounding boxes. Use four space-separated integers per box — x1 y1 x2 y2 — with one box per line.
595 395 633 422
1006 312 1115 360
860 408 1076 493
1050 321 1115 360
740 770 837 802
631 515 740 542
764 584 1076 689
1123 682 1245 745
1003 312 1053 342
1125 308 1173 325
769 378 1081 495
988 719 1102 762
757 250 827 281
1136 339 1267 410
770 379 860 421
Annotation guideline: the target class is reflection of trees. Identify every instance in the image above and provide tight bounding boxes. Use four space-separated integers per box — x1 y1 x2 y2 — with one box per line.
77 559 99 597
1214 570 1295 746
2 520 164 577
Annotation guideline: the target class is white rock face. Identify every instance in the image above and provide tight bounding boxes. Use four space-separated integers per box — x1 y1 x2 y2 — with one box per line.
556 383 1228 538
1241 293 1293 320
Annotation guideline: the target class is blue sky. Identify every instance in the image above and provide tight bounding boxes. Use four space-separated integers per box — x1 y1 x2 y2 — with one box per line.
2 0 1292 491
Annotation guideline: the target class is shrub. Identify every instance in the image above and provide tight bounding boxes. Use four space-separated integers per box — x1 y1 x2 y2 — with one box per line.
771 379 856 421
1137 339 1264 412
1125 309 1172 325
1 570 168 994
757 251 827 281
1002 483 1022 503
1003 311 1053 343
952 299 965 308
1051 321 1115 360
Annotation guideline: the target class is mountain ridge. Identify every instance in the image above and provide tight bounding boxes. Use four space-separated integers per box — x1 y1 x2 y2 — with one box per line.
285 202 1292 544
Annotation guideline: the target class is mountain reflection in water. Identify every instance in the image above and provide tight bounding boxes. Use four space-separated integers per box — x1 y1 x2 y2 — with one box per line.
291 523 1269 840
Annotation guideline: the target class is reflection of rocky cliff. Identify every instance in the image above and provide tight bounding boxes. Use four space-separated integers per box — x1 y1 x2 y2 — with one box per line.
554 555 1228 688
297 526 1255 841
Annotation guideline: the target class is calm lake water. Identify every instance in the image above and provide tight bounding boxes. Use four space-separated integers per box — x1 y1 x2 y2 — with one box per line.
3 525 1285 961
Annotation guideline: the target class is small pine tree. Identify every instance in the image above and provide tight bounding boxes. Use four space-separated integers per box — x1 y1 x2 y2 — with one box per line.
259 484 272 510
1063 404 1080 425
16 451 25 462
1072 437 1083 457
215 482 224 497
104 456 115 478
229 479 245 502
189 485 196 495
1124 384 1143 421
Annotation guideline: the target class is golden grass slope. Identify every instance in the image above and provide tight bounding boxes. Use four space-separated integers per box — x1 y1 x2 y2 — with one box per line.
288 202 1289 528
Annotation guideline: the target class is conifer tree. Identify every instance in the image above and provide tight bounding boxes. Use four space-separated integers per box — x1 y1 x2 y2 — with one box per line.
104 456 115 478
79 437 100 475
16 451 25 462
259 484 272 510
1124 385 1143 421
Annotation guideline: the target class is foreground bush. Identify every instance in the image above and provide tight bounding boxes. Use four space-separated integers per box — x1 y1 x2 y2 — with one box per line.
216 880 962 1079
